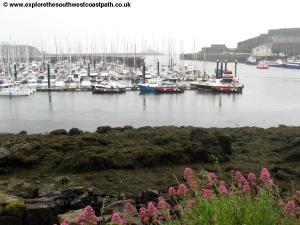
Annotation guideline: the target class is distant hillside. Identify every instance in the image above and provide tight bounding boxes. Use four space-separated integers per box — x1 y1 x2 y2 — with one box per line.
0 44 41 61
237 28 300 56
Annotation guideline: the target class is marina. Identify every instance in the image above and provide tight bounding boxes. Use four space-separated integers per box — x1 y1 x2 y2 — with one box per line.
1 59 300 133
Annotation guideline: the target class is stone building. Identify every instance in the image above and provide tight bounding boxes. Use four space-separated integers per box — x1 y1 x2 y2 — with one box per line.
252 45 272 57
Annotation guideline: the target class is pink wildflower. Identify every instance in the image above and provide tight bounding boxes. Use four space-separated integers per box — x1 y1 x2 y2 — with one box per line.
124 202 135 214
219 184 230 196
111 213 126 225
260 168 271 183
243 183 250 193
247 172 257 185
208 172 218 184
234 171 247 185
184 167 194 180
147 202 158 215
177 184 190 197
77 205 97 225
284 200 298 218
139 207 149 223
168 186 177 198
158 196 169 210
139 207 147 218
202 188 212 199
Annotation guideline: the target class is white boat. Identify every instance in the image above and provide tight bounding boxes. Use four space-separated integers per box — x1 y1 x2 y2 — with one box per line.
80 76 92 88
54 77 66 88
92 80 126 94
0 84 31 96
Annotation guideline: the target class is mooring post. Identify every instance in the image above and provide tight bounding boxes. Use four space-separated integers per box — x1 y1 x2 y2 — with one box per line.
216 60 219 78
157 61 160 77
220 61 223 78
93 59 96 70
47 64 50 88
225 60 228 71
235 60 238 77
88 63 90 76
143 63 146 84
14 64 17 80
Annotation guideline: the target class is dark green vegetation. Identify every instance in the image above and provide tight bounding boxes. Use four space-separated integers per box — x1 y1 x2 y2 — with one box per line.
0 126 299 196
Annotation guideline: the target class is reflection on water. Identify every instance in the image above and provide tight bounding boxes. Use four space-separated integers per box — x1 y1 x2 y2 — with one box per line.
48 92 53 111
0 61 300 133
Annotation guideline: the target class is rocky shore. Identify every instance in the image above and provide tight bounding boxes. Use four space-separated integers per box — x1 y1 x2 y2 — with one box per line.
0 126 300 224
0 186 159 225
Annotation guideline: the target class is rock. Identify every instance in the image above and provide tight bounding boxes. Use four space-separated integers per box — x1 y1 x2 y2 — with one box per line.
88 187 107 197
68 128 83 136
141 189 159 204
0 194 25 225
96 126 112 134
101 199 142 225
50 129 68 136
70 192 91 210
24 201 59 225
19 130 27 135
0 147 10 159
102 199 135 215
58 209 82 225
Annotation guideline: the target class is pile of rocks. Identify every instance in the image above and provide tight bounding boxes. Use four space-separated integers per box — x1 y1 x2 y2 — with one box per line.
0 188 160 225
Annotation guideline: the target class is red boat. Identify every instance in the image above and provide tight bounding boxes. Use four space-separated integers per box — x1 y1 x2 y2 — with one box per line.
156 82 184 94
256 62 269 69
211 85 243 93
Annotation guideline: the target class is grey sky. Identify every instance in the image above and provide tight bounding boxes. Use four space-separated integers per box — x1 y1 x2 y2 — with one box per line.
0 0 299 53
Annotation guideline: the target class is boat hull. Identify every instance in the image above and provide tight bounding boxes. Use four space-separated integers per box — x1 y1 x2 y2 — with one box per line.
156 87 184 94
212 85 244 93
138 84 157 93
92 87 126 94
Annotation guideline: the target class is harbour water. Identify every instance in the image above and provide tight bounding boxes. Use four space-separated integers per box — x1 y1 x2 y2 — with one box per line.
1 60 300 133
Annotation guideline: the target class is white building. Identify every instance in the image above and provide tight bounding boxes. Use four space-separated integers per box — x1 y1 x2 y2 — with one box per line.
252 45 273 57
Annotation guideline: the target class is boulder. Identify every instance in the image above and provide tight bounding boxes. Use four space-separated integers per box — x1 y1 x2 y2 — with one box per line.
24 200 59 225
0 194 25 225
58 209 82 225
50 129 68 136
96 126 112 134
68 128 83 136
141 189 159 204
70 192 91 210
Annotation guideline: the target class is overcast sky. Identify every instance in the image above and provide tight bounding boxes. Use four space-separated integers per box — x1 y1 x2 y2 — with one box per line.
0 0 299 53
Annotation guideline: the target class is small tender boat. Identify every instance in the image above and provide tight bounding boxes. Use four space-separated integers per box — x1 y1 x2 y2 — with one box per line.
256 61 269 69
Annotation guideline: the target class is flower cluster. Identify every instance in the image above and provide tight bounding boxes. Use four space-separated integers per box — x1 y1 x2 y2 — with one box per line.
54 167 299 225
168 184 190 199
111 213 126 225
77 205 98 225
